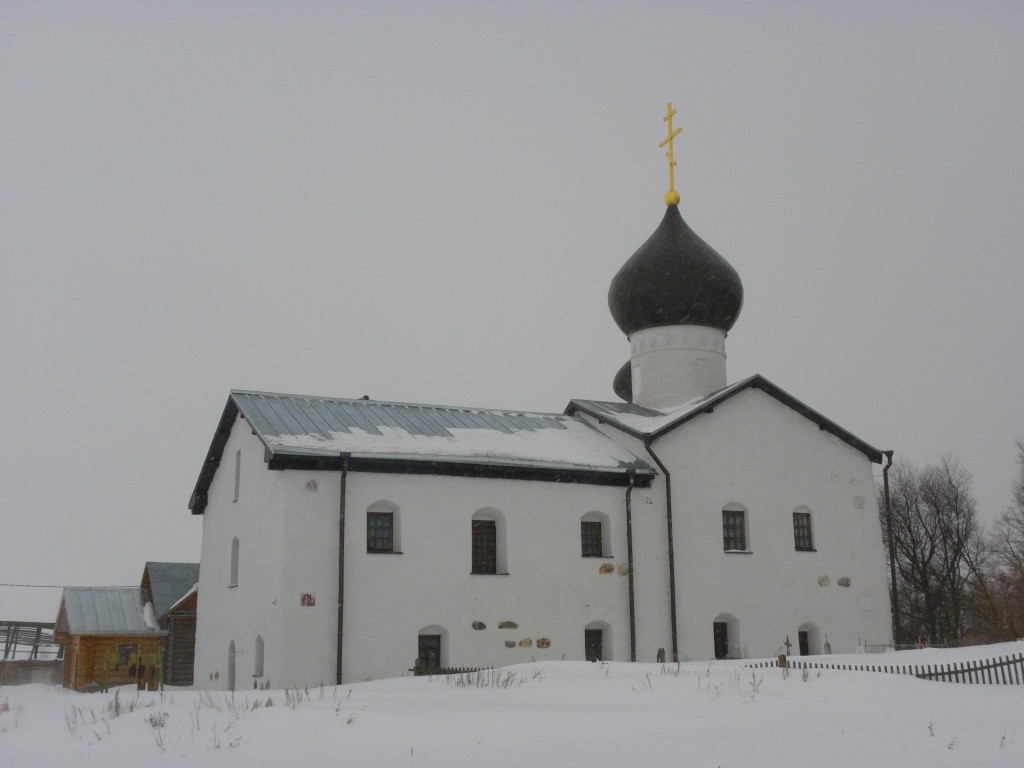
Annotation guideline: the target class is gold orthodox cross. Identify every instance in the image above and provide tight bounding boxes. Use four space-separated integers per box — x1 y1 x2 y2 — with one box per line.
660 102 682 205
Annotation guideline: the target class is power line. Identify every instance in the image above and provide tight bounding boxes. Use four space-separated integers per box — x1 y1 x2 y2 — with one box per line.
0 582 136 589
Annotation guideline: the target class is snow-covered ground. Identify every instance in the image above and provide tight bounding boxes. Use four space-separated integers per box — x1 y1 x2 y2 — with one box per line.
2 644 1022 767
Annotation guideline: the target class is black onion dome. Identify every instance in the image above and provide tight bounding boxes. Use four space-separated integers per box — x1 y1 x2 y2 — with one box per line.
613 360 633 402
608 205 743 336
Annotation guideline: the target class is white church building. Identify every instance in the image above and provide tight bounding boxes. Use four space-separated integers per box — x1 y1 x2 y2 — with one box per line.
189 120 892 688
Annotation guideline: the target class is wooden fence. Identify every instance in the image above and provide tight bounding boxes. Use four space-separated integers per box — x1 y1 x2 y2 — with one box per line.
0 659 63 686
746 652 1024 685
411 664 489 677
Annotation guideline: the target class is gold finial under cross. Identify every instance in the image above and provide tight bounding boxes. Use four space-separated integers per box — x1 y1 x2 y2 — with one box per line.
660 102 682 205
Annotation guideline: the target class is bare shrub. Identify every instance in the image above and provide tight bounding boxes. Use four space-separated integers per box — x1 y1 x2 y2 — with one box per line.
445 668 519 689
145 711 168 728
146 711 170 752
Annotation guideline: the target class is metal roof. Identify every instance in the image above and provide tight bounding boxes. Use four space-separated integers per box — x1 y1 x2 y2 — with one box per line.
189 391 656 513
234 390 594 441
142 562 199 620
568 374 883 463
57 588 164 636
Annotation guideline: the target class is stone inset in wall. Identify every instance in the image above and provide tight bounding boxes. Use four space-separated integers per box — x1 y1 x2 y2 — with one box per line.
518 638 532 648
617 563 629 576
504 641 516 649
472 621 486 630
305 479 319 492
599 563 615 574
837 577 851 588
498 621 518 629
536 638 551 649
818 576 830 587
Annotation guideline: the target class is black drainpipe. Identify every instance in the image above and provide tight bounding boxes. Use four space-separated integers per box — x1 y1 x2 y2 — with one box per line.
336 453 350 685
625 470 637 662
881 450 897 646
643 438 679 663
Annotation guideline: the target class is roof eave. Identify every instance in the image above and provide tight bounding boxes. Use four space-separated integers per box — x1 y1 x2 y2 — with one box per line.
267 450 655 487
188 397 240 515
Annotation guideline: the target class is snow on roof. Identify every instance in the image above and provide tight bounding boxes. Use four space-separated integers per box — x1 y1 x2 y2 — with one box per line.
232 390 655 473
190 391 658 514
568 374 882 462
166 582 199 615
569 378 751 435
143 562 199 620
58 588 166 636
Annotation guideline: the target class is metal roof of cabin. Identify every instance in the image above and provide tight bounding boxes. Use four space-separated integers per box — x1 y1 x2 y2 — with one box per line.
568 374 883 463
57 588 164 636
189 391 656 513
142 562 199 620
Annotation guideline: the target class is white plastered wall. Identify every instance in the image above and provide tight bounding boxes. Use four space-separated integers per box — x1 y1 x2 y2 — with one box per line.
194 413 342 690
339 472 633 682
195 415 639 686
576 388 892 660
654 388 892 659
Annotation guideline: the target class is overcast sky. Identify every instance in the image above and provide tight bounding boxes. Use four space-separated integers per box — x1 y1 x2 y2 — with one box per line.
3 1 1022 622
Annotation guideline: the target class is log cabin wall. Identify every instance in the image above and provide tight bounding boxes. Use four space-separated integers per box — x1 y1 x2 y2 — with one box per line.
163 597 197 686
55 634 165 692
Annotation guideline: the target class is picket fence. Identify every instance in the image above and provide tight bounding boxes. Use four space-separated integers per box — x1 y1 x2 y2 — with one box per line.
746 651 1024 685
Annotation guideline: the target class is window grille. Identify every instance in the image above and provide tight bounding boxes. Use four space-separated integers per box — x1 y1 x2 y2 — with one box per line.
367 512 394 553
722 509 746 551
581 521 603 557
793 511 813 551
418 634 441 672
471 519 497 574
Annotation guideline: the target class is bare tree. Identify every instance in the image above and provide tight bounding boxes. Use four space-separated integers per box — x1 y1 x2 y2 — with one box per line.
981 439 1024 640
879 456 983 645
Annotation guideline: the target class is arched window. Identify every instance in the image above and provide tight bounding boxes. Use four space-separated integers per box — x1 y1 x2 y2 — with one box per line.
416 625 448 674
713 613 740 659
227 640 236 691
584 621 612 661
254 635 265 678
581 511 612 557
367 500 401 553
229 537 240 587
471 508 507 574
793 507 814 551
722 503 749 552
